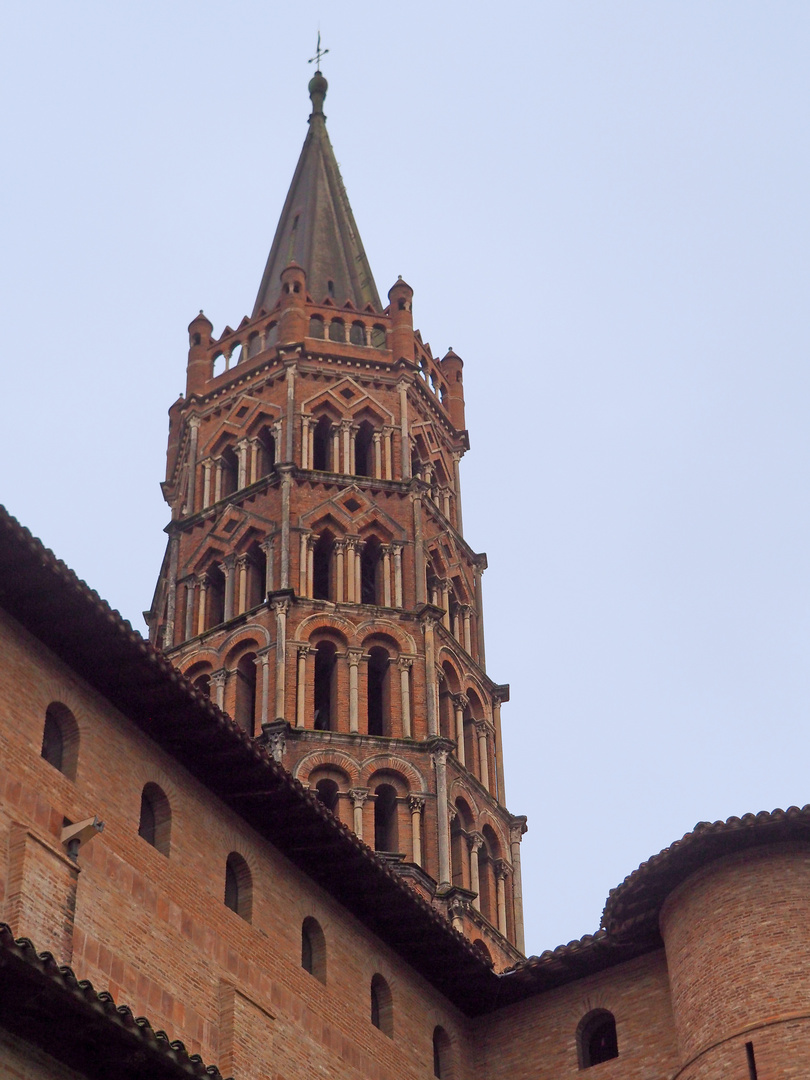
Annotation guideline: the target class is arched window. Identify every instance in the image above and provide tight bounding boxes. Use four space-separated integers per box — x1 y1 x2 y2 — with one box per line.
371 325 386 349
235 653 257 736
374 784 399 853
301 916 326 983
138 783 171 856
367 646 390 737
312 415 333 471
224 852 252 922
433 1027 452 1079
205 564 226 628
265 322 278 348
350 321 365 345
360 536 382 604
247 541 267 608
193 673 211 698
315 778 339 812
312 531 334 600
308 315 325 339
354 420 374 477
41 702 79 780
577 1010 619 1068
220 446 238 497
370 973 393 1036
313 642 336 731
257 426 275 475
328 318 345 342
472 939 492 963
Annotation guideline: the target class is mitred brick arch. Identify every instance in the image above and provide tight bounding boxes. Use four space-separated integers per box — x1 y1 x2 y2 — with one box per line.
293 750 361 788
449 778 481 820
296 612 356 646
355 618 417 654
360 754 426 793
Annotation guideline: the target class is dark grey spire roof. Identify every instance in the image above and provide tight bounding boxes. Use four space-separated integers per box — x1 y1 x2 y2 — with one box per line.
252 73 381 316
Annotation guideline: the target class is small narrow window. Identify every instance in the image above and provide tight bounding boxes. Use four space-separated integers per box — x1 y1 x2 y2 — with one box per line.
374 784 399 853
315 778 339 812
41 702 79 780
746 1042 758 1080
301 917 326 983
433 1027 452 1079
224 852 252 922
138 783 171 856
370 973 393 1036
577 1009 618 1069
313 642 336 730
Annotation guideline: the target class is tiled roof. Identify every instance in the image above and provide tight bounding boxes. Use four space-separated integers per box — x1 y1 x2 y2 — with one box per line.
601 804 810 942
0 924 227 1080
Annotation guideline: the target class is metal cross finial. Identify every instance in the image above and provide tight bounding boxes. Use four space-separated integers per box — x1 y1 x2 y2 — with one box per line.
308 31 329 72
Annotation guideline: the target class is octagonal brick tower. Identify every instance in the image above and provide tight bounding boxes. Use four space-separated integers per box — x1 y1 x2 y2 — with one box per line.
148 71 527 970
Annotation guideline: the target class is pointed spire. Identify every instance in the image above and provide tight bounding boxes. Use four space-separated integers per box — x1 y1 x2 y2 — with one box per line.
252 74 381 318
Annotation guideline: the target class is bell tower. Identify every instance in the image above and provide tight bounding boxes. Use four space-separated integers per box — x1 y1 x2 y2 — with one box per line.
148 72 527 969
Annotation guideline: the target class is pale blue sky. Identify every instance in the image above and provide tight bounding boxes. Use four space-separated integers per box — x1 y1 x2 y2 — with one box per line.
2 2 809 954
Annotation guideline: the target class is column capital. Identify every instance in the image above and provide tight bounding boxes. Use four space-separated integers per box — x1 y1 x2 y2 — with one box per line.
188 415 201 431
475 718 494 737
295 643 310 660
418 603 445 626
509 815 528 844
347 647 364 666
236 552 251 569
407 795 426 814
427 736 455 767
209 668 227 688
218 554 236 573
467 831 484 855
349 787 369 806
494 859 510 881
398 655 415 671
452 693 469 711
259 719 288 762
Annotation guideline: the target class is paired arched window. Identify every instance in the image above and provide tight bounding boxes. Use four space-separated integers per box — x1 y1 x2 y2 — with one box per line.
312 415 333 471
433 1027 452 1079
370 973 393 1036
41 702 79 780
354 420 374 477
234 652 257 736
367 647 390 736
313 642 336 730
315 778 339 812
301 917 326 983
138 783 171 856
224 852 252 922
373 784 399 853
312 531 334 600
577 1009 619 1068
360 536 382 604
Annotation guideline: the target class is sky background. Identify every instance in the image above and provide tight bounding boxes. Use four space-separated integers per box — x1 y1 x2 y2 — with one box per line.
2 2 809 957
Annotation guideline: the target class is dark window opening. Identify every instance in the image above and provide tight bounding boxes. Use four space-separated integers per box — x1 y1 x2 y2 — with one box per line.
224 852 252 921
433 1027 451 1079
258 427 276 475
328 319 344 342
360 536 382 605
302 917 326 982
247 542 268 608
578 1010 619 1069
315 778 339 812
367 647 389 737
193 673 211 698
138 783 171 856
235 652 257 736
374 784 398 853
371 325 386 349
313 415 332 471
220 446 238 497
350 321 365 345
41 713 63 772
370 974 392 1036
355 420 374 477
314 642 336 731
205 564 226 628
327 279 335 297
309 315 325 339
312 531 334 600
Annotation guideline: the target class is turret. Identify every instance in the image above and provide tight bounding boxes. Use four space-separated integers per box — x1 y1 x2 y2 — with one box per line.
278 263 308 344
185 310 213 397
440 347 466 430
388 277 414 363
